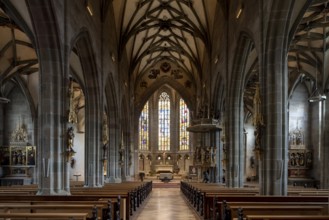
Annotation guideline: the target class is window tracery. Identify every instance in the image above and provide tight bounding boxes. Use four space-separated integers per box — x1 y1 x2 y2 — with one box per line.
159 92 170 151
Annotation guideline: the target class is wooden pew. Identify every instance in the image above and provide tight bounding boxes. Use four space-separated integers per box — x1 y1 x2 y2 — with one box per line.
0 204 104 216
246 215 329 220
229 205 324 218
219 199 329 220
180 181 329 220
0 212 89 219
0 181 152 220
180 181 258 218
0 197 120 219
70 181 153 218
220 201 328 215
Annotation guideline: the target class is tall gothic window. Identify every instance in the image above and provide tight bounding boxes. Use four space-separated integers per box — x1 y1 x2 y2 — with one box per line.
158 92 170 151
139 101 149 150
179 98 189 150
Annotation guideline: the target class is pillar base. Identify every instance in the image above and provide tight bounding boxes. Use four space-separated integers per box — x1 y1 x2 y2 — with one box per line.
105 176 122 183
37 189 71 195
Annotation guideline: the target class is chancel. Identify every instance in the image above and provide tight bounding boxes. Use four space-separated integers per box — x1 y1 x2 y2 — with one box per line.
0 0 329 219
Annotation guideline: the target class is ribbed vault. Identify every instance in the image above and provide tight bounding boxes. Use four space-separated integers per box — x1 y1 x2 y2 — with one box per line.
113 0 218 106
289 1 329 95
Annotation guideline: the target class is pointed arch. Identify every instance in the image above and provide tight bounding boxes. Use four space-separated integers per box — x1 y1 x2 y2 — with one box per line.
136 77 194 113
73 30 102 187
226 31 256 188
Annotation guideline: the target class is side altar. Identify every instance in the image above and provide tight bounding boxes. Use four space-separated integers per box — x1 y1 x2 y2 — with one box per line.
0 123 36 186
288 127 315 187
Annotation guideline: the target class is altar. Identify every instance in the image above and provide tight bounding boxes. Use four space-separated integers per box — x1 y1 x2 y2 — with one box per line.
155 164 173 173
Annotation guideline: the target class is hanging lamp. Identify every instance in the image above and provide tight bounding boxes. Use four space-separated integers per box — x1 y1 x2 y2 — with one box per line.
0 82 10 103
308 59 326 102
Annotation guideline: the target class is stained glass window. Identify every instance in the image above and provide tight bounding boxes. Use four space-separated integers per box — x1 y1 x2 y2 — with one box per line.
139 102 149 150
179 98 189 150
158 92 170 151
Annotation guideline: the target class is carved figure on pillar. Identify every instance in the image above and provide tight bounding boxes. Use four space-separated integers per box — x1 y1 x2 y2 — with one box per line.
204 147 211 164
253 83 264 153
68 78 78 124
66 127 76 164
211 147 216 165
119 147 125 166
102 113 109 160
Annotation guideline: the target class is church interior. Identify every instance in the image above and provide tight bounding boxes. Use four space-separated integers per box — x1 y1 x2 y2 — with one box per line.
0 0 329 219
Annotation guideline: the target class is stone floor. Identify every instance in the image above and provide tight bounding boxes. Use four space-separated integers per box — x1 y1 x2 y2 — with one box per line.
134 188 199 220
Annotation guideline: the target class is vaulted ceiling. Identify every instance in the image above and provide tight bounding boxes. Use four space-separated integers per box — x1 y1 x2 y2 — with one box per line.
288 1 329 95
113 0 218 105
0 7 38 102
1 0 329 110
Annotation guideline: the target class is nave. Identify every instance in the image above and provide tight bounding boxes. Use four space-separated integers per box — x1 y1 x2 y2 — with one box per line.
135 188 198 220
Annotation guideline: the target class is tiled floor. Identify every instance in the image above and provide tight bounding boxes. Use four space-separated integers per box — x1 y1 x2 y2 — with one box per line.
134 188 199 220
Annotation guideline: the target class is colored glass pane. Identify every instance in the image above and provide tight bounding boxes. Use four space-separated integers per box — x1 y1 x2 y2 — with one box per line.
179 98 189 150
159 92 170 151
139 102 149 150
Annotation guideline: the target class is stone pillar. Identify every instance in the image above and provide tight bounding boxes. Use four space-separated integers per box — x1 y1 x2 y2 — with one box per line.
215 129 222 183
226 105 244 188
0 104 3 145
27 0 70 195
260 1 292 195
107 121 120 183
320 101 328 188
115 129 123 183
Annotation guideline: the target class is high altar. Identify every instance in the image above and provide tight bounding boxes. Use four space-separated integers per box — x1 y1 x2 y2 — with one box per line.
154 164 173 173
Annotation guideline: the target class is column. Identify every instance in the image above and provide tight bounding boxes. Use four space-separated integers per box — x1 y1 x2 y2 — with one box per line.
260 0 291 195
27 0 70 195
320 101 328 188
215 129 222 183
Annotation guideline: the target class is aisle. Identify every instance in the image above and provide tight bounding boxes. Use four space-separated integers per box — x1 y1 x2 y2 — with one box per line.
134 188 198 220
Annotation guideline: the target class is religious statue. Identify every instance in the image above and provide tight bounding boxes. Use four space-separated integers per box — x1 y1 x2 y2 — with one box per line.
253 83 264 153
66 127 76 162
250 156 255 168
11 122 28 143
306 151 312 168
68 127 74 148
68 79 78 124
289 126 304 146
211 147 216 165
289 153 296 166
102 113 109 160
297 152 305 166
102 143 108 160
118 148 124 166
203 147 211 164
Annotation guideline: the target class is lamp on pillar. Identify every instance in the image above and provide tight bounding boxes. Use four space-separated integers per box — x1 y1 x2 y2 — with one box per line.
308 60 326 102
0 97 10 103
0 82 10 103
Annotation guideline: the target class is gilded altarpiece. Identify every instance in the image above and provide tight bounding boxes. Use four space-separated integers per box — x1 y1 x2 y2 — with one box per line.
288 128 312 179
0 124 36 185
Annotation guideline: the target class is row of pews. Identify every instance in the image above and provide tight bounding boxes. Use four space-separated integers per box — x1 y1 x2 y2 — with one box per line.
0 181 152 219
181 181 329 220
